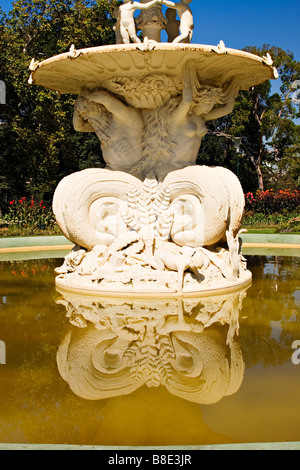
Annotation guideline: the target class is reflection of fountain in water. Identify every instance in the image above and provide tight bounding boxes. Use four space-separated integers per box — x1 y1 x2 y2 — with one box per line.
56 288 248 405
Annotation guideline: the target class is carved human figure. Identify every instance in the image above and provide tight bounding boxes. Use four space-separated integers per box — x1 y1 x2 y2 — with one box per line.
119 0 162 44
113 6 123 44
162 0 193 43
73 90 144 172
165 8 180 42
166 64 240 169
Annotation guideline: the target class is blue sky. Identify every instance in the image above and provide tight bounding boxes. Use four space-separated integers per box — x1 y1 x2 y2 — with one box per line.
1 0 300 60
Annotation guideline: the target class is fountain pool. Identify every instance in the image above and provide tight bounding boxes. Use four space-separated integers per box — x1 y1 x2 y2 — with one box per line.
0 253 299 448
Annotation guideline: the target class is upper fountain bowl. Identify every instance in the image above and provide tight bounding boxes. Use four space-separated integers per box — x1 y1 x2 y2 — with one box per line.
28 43 278 103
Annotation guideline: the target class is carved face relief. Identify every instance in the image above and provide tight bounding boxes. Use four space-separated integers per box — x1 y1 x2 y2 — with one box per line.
170 195 205 248
89 197 128 240
190 87 223 116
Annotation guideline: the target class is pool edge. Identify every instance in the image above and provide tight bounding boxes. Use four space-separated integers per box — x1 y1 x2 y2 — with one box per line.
0 442 299 450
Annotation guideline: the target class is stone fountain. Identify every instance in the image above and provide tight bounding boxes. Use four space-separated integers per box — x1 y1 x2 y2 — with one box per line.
28 0 277 297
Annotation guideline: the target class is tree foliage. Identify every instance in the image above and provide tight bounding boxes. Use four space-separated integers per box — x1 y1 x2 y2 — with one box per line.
0 0 118 212
198 45 300 192
0 3 299 212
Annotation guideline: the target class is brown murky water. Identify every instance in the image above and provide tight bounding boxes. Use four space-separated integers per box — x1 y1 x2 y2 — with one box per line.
0 255 299 446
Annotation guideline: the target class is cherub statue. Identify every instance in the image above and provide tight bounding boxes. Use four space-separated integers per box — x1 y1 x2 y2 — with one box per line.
112 6 123 44
119 0 162 44
165 8 180 42
162 0 193 43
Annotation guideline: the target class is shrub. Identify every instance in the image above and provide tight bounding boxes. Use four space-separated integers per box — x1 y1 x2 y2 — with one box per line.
245 189 300 215
242 212 299 226
0 197 58 235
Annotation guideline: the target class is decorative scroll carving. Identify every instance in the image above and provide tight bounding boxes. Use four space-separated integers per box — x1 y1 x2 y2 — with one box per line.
102 74 182 109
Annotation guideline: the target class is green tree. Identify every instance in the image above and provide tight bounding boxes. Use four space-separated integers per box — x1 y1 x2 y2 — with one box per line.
198 45 300 192
0 0 118 211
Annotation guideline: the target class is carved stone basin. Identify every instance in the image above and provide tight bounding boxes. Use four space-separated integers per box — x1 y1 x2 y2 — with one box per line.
29 43 277 102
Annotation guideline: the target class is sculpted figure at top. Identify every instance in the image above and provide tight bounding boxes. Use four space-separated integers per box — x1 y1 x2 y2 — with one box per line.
165 8 180 42
112 7 123 44
162 0 193 43
118 0 162 44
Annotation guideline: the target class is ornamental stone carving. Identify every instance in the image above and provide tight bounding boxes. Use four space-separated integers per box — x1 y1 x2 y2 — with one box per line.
28 0 278 296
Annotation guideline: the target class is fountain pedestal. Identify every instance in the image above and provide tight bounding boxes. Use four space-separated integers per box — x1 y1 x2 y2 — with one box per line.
136 1 167 42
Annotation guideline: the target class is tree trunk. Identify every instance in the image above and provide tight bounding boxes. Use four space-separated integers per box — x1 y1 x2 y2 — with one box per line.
255 162 264 191
207 130 266 190
240 141 264 191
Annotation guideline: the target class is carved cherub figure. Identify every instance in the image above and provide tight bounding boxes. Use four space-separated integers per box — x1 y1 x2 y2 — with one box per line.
119 0 162 44
112 6 123 44
165 7 180 42
162 0 193 43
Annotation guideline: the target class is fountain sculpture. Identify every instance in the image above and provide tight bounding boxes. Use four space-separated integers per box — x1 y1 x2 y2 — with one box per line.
28 1 277 296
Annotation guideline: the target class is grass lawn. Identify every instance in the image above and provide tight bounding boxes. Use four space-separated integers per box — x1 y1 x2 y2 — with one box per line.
0 224 299 239
242 225 300 235
242 225 278 234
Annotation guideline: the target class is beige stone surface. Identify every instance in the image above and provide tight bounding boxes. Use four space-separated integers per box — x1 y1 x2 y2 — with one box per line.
30 30 277 295
29 43 277 95
53 165 251 295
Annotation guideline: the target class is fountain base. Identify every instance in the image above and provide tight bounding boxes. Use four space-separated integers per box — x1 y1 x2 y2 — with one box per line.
55 246 252 298
53 165 252 297
55 270 252 298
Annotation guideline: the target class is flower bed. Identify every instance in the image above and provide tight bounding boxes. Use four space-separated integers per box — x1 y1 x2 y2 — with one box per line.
243 189 300 233
0 197 61 237
245 189 300 214
1 190 299 237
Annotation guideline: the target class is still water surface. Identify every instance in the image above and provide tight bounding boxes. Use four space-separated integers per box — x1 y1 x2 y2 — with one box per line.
0 255 299 446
